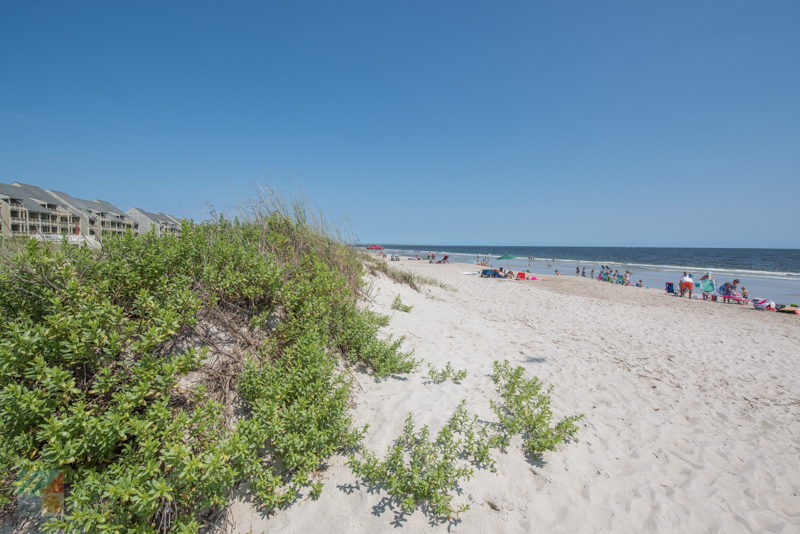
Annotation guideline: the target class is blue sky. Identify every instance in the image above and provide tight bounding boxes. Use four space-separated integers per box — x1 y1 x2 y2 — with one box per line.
1 1 798 247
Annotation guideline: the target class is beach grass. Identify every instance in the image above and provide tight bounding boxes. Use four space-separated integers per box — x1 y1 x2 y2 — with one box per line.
363 255 451 291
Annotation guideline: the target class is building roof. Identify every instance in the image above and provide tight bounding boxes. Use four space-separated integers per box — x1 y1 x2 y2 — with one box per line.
48 190 128 221
0 182 55 214
130 208 182 226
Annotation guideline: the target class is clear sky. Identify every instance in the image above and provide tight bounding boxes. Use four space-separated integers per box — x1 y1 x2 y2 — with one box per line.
2 1 798 248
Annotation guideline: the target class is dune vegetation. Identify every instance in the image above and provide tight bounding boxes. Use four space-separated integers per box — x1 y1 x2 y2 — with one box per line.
0 199 579 533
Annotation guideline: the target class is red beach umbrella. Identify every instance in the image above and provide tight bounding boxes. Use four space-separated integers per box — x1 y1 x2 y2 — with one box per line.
366 244 384 250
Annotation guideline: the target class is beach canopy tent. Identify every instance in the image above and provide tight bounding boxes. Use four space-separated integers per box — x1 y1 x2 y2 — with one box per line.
367 244 384 250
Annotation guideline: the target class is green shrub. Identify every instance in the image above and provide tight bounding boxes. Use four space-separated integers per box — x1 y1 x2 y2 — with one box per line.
0 200 417 531
426 362 467 384
490 360 583 456
234 332 365 509
350 362 581 523
348 401 496 521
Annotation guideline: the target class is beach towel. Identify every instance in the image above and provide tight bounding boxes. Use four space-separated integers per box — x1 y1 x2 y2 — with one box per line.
752 299 775 310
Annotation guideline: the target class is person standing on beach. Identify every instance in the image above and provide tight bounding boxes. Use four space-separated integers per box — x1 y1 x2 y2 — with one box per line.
590 268 595 279
680 272 694 298
576 266 580 276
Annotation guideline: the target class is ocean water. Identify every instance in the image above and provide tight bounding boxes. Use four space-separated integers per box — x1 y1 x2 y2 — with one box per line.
375 245 800 304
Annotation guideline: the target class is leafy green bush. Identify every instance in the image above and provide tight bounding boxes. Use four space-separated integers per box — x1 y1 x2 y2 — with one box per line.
0 203 417 531
350 362 581 523
348 402 496 521
490 360 583 456
234 332 365 509
426 362 467 384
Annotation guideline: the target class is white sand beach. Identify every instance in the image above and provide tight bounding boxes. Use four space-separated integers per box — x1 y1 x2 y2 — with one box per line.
229 260 800 534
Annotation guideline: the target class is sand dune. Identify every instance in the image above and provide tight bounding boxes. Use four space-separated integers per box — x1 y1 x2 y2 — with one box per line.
229 260 800 533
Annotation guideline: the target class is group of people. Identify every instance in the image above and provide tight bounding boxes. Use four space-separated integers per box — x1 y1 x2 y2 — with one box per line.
480 267 539 280
401 251 449 263
676 272 748 303
571 265 644 287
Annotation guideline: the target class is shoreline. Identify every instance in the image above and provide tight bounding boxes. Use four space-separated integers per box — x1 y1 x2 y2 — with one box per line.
384 252 800 305
229 259 800 533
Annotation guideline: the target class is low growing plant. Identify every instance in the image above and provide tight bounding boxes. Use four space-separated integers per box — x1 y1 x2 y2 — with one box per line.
490 360 583 457
426 362 467 384
348 401 497 521
350 362 582 523
391 295 413 313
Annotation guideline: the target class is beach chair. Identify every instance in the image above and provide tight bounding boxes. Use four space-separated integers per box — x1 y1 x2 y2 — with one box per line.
699 279 715 299
665 282 678 296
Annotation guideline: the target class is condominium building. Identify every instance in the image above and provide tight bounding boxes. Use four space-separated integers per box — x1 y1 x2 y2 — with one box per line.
44 188 137 237
0 181 138 239
0 182 82 238
126 208 183 236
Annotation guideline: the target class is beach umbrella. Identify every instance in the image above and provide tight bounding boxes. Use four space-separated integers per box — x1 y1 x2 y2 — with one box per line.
366 244 384 250
496 254 516 269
